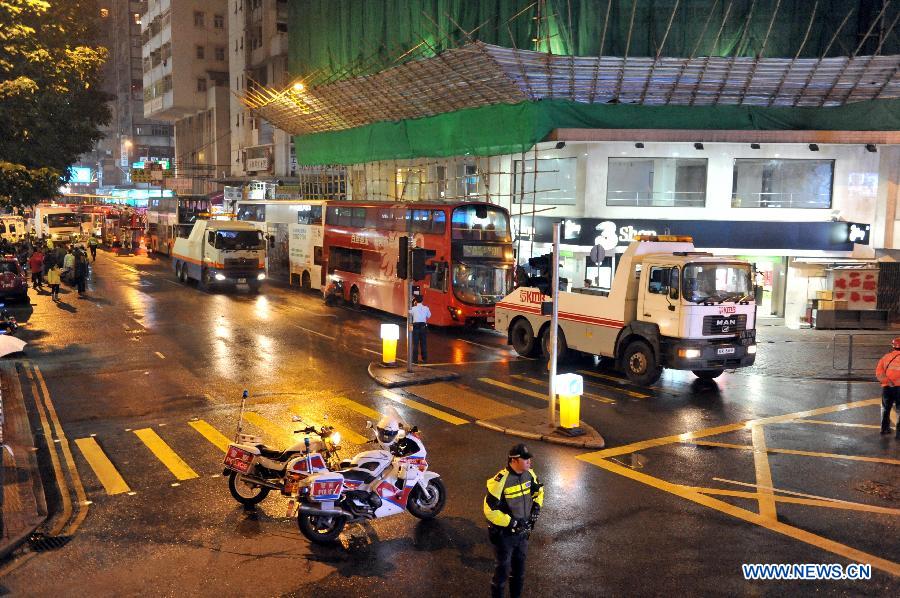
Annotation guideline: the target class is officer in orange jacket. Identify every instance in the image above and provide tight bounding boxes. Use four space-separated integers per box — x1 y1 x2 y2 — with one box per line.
874 337 900 438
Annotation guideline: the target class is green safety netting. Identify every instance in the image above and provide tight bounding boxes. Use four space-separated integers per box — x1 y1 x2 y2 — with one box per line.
289 0 899 79
293 98 900 165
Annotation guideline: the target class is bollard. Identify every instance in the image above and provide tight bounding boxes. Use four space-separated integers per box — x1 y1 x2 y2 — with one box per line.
553 373 585 436
381 323 400 366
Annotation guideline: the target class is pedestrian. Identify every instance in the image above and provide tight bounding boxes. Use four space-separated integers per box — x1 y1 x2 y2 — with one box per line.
63 246 75 274
73 248 88 297
484 443 544 598
875 337 900 438
88 235 99 261
47 263 61 301
28 247 44 290
410 294 431 364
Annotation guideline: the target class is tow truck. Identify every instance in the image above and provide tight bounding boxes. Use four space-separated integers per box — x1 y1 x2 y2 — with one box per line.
495 236 757 385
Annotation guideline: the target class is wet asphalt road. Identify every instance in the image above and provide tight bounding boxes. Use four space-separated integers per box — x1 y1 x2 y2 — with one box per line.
0 249 897 596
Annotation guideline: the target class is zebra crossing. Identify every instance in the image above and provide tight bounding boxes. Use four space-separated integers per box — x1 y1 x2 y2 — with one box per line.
71 372 654 499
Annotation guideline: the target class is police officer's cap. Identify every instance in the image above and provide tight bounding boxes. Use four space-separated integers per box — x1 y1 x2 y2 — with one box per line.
508 443 533 460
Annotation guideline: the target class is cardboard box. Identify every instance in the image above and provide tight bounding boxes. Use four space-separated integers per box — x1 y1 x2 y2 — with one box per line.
816 290 833 300
818 300 835 310
833 300 849 310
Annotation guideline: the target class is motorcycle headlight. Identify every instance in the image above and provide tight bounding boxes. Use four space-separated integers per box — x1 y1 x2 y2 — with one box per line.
214 273 227 281
330 431 341 445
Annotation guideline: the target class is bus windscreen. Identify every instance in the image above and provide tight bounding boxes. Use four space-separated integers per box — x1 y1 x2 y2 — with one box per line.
451 205 510 242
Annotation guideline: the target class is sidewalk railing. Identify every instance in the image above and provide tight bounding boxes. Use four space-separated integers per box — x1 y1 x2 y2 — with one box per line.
831 333 892 378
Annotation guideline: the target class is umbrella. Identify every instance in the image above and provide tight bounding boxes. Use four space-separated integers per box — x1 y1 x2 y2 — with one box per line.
0 334 26 357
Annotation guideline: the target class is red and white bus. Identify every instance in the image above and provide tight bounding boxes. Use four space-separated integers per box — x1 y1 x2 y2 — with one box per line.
323 201 514 327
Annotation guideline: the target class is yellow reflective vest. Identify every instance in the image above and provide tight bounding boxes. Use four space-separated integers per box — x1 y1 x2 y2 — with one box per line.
483 467 544 528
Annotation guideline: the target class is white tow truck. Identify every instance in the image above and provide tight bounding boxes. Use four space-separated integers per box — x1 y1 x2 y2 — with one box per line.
33 205 82 242
495 236 757 385
172 218 266 291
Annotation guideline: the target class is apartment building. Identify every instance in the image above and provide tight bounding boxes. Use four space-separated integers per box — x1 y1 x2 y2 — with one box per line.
141 0 230 190
228 0 291 179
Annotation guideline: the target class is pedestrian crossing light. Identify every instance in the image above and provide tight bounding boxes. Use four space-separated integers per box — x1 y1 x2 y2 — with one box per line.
553 373 585 436
380 323 400 366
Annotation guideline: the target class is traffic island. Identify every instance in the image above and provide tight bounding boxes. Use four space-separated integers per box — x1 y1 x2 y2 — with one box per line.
475 408 605 449
367 362 459 388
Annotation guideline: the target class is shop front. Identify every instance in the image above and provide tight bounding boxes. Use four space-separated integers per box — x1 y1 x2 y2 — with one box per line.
516 217 872 328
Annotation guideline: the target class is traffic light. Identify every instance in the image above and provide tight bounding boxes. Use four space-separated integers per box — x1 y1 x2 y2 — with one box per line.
411 247 437 281
397 236 409 280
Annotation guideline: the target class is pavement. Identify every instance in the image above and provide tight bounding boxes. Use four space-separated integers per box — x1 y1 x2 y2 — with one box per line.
0 282 896 568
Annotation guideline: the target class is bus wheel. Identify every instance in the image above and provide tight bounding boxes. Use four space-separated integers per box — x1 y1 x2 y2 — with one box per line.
510 319 538 357
349 286 361 310
623 340 662 386
540 326 568 362
301 271 311 291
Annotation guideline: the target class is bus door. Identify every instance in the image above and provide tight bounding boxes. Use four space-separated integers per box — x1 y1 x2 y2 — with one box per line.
266 223 289 280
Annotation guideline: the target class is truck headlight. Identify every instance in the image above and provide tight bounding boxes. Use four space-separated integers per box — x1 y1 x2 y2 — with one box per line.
677 348 701 359
214 273 226 281
747 345 757 354
257 273 265 280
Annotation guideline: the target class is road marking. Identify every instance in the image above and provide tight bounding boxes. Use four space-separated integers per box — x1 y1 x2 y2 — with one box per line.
577 454 900 577
691 440 900 466
512 375 616 404
363 347 406 363
787 419 883 430
242 411 287 439
478 377 549 402
333 396 381 419
460 338 503 351
688 486 900 516
327 422 370 445
291 323 336 341
74 437 132 495
34 365 90 535
189 420 231 452
409 382 522 420
380 389 468 425
750 426 777 520
576 370 652 398
133 428 198 480
155 352 166 359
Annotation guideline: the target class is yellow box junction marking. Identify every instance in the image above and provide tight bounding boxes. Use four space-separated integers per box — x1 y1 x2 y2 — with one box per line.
478 377 550 402
411 382 522 420
750 426 777 520
133 428 198 480
188 420 231 452
577 397 900 578
687 486 900 517
512 375 615 404
332 396 381 419
74 437 132 495
380 390 468 425
691 440 900 466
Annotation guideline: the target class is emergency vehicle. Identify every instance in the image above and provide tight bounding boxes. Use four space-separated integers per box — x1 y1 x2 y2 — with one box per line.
172 217 266 291
495 236 757 385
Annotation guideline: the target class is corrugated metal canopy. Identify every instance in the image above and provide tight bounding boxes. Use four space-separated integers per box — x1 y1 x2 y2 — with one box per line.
240 42 900 136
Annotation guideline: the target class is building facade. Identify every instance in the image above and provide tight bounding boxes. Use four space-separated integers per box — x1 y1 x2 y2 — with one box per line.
228 0 292 180
141 0 230 193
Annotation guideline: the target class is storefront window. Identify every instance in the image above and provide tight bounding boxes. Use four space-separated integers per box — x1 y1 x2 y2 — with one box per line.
512 157 576 205
731 159 834 208
607 158 707 207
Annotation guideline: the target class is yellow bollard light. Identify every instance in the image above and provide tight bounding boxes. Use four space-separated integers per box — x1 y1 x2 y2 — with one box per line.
553 373 583 431
381 323 400 366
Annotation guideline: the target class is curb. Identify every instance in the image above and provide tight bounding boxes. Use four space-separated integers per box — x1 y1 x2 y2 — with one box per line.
474 419 605 449
0 362 47 561
366 362 459 388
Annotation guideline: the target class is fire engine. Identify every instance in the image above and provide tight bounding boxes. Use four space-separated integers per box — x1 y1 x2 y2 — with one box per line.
495 236 757 385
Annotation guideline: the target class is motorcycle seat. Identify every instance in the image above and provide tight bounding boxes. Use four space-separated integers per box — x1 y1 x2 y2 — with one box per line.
257 447 302 462
337 469 376 484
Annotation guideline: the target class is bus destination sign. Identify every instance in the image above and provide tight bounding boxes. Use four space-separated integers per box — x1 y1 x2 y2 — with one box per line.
462 245 503 258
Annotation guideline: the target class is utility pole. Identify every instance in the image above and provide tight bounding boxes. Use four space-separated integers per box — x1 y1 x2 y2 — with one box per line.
548 221 560 426
406 239 414 373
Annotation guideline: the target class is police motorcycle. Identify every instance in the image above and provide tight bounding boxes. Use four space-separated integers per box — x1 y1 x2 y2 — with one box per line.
293 407 446 544
222 390 342 506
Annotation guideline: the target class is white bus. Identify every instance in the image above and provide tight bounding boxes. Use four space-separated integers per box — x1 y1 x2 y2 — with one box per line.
289 201 325 291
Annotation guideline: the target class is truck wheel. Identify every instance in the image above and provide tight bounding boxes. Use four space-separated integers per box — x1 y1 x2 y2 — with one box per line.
349 286 361 310
693 369 724 380
623 340 662 386
301 271 311 291
540 326 568 362
510 319 538 357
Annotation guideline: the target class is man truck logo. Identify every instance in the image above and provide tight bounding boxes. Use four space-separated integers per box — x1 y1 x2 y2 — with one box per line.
716 318 738 327
718 306 736 315
519 289 544 305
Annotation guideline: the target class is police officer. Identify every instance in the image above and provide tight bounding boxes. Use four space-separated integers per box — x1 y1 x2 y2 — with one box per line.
484 443 544 598
875 337 900 438
409 294 431 363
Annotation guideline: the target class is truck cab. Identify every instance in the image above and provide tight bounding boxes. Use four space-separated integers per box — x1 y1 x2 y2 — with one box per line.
172 219 266 292
34 206 82 243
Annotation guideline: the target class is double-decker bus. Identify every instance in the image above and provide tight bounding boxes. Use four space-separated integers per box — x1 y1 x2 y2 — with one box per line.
146 196 209 255
323 201 514 327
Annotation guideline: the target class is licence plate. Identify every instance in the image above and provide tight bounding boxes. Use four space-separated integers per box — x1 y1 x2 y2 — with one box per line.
223 446 254 474
487 317 495 323
716 347 736 355
238 278 247 283
311 478 343 499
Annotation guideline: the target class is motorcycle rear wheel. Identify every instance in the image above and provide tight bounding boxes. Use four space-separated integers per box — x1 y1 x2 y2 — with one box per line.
228 472 271 506
298 512 346 544
407 478 446 520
